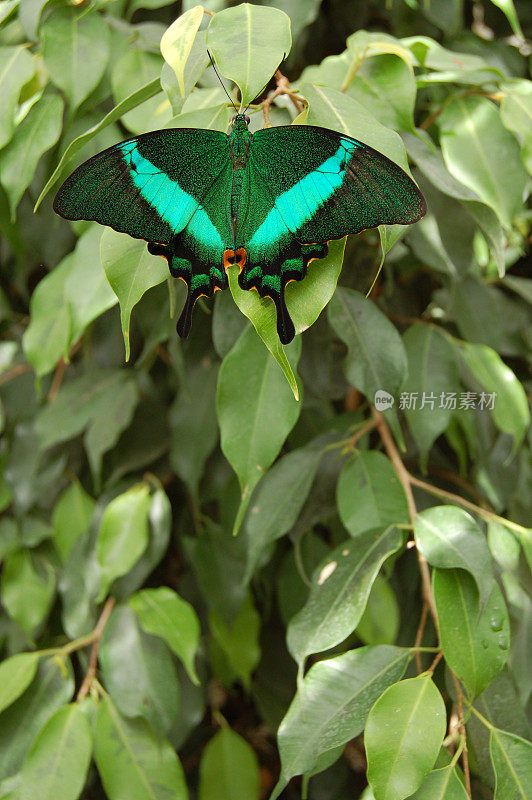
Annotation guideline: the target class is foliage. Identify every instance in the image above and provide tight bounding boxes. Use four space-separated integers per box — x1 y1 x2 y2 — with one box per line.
0 1 531 799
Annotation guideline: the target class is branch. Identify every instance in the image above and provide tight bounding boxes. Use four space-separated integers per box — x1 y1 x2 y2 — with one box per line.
450 671 472 799
76 597 115 701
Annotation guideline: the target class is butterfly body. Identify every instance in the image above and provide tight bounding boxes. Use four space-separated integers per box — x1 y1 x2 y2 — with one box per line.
54 114 426 344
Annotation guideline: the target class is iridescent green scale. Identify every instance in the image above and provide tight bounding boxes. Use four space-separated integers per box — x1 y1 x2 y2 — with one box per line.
54 115 426 344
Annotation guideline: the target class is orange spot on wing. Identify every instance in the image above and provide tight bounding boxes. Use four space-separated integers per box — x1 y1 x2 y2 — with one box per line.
223 249 235 271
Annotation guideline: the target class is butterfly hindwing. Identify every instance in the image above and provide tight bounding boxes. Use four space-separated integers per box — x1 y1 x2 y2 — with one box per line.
236 125 426 343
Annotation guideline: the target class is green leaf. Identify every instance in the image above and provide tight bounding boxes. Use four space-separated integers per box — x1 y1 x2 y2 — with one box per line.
99 604 180 735
0 93 63 218
93 696 188 800
35 78 161 210
461 342 530 451
96 484 151 599
438 95 527 227
433 568 509 698
35 369 139 480
161 5 204 97
337 452 409 538
328 287 407 438
287 526 403 668
0 46 35 149
16 704 92 800
198 727 260 800
244 440 323 582
129 587 201 685
52 481 95 564
100 228 168 360
206 4 292 107
0 658 74 780
409 764 469 800
365 676 446 800
272 646 410 798
217 325 301 533
500 81 532 175
489 0 524 39
112 50 169 135
401 324 459 465
1 550 55 633
227 238 346 398
414 506 493 610
169 361 219 500
41 7 110 112
208 594 260 689
0 653 40 715
490 728 532 800
356 575 400 646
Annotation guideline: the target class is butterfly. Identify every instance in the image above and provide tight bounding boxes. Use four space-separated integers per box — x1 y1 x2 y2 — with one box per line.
54 114 426 344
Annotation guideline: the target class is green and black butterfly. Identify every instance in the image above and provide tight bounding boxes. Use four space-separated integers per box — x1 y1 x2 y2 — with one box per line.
54 114 426 344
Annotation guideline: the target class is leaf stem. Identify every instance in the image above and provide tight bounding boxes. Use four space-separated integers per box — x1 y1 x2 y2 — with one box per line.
76 596 116 701
450 670 472 799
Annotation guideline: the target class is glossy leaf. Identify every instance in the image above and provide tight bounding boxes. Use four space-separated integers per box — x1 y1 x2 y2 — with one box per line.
433 568 509 698
1 550 55 633
0 46 35 148
111 51 170 135
96 484 151 599
52 481 95 564
414 506 493 610
337 451 409 538
16 704 92 800
206 4 292 107
208 594 260 689
41 7 110 112
198 727 260 800
410 764 469 800
287 526 403 667
101 229 168 360
365 676 446 800
0 653 40 716
356 575 400 646
93 696 188 800
490 728 532 800
129 587 200 685
161 5 204 97
272 646 410 797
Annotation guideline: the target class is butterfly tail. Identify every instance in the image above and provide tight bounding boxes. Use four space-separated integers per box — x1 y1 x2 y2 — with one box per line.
275 285 295 345
176 289 194 339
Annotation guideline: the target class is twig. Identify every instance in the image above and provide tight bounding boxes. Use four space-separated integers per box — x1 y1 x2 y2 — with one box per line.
0 363 32 387
347 418 376 449
76 597 116 701
450 671 472 799
48 357 66 402
413 601 429 673
261 70 305 127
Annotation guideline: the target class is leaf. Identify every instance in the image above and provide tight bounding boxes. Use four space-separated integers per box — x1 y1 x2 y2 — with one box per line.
206 4 292 107
461 342 530 451
35 369 139 480
41 7 110 112
0 46 35 149
52 481 95 564
169 361 219 499
271 646 410 798
0 658 74 780
438 95 527 227
208 594 260 689
365 676 446 800
96 484 151 599
198 727 260 800
0 93 63 218
0 653 40 715
433 568 509 698
500 81 532 174
16 704 92 800
161 5 204 97
401 324 460 466
100 229 168 360
337 452 409 538
287 526 403 668
35 78 161 210
99 604 181 735
93 696 188 800
409 764 469 799
244 440 324 583
227 238 346 398
356 575 400 646
414 506 493 610
112 50 170 135
216 325 301 533
490 728 532 800
1 550 55 633
489 0 524 39
129 587 201 685
328 287 407 438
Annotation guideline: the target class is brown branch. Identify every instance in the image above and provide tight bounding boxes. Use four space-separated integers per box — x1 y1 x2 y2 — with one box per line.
0 363 32 388
348 418 376 449
450 670 472 799
413 601 429 673
76 597 115 701
261 70 305 127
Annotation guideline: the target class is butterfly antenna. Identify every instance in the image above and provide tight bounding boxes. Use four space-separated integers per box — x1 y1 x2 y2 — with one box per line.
207 50 238 112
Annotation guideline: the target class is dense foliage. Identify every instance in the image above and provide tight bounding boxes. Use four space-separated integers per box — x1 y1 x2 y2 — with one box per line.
1 0 531 798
